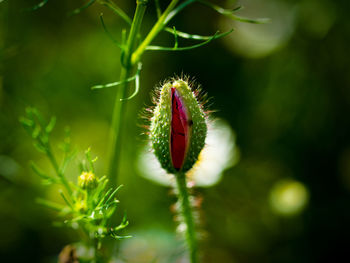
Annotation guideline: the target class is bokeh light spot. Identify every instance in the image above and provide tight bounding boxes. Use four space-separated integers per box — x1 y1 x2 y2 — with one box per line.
269 179 309 216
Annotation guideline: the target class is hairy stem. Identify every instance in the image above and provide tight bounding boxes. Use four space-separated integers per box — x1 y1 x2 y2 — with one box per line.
108 0 148 184
175 172 198 263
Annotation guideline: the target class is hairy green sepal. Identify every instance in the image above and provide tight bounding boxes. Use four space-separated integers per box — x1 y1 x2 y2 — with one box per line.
150 79 207 174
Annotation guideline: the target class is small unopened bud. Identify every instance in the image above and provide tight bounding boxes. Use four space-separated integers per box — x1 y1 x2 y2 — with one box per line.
150 78 207 174
78 171 97 190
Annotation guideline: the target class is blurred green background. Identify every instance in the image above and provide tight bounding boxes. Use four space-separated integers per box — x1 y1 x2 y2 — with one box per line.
1 0 350 262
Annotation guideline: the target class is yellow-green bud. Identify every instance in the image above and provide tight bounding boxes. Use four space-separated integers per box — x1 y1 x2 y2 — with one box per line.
78 171 97 190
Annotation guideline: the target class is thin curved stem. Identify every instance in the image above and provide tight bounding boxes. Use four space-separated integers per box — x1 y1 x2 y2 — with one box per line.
46 145 72 195
131 0 180 65
98 0 132 25
175 172 198 263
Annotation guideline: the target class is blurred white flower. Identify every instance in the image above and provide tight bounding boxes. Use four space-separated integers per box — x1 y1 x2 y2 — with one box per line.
137 119 239 187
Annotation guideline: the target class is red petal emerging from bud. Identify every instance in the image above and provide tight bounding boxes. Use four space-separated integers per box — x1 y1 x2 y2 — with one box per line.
150 78 207 174
171 87 190 170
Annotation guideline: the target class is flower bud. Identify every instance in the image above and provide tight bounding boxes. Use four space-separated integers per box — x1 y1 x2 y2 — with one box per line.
150 78 207 174
78 171 97 190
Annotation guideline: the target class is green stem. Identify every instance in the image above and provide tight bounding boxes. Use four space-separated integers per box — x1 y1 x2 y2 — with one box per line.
131 0 180 64
108 0 148 184
175 172 198 263
93 238 104 263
